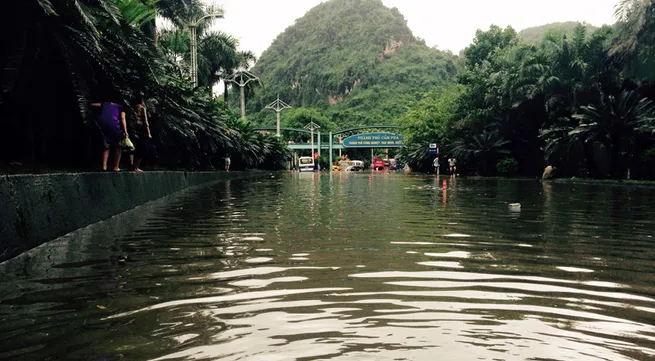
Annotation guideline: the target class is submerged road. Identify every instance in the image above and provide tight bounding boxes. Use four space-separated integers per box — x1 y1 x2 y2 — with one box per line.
2 173 655 360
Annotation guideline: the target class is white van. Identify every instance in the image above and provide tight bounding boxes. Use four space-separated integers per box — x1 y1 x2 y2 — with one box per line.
298 156 315 172
345 160 365 172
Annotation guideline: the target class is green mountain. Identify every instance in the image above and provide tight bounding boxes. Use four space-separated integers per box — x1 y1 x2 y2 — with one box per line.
518 22 599 43
247 0 460 128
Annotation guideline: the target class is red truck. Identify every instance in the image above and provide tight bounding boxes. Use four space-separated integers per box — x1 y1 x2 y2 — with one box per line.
373 157 385 171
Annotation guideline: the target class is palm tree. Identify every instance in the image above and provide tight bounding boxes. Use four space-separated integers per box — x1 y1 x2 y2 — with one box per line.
158 28 190 76
113 0 158 27
397 141 436 172
156 17 254 98
1 0 283 171
1 0 161 165
571 90 655 178
222 50 258 107
451 129 511 175
198 31 239 91
142 0 204 42
611 0 655 57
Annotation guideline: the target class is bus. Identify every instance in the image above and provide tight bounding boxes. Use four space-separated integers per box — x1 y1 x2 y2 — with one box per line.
298 156 315 172
373 157 385 171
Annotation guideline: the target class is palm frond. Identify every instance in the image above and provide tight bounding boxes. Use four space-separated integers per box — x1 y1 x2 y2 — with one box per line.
37 0 57 15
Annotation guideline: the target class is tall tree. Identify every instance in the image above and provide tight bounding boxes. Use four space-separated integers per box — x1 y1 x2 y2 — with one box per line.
571 90 655 178
223 50 257 107
143 0 204 42
611 0 655 57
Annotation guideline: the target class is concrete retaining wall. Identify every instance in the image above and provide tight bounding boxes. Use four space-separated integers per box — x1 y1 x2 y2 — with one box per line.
0 171 256 262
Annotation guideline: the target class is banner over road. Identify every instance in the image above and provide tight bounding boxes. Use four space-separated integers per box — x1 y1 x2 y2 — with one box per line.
342 132 405 148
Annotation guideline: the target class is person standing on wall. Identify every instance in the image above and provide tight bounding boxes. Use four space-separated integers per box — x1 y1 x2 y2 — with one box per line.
91 97 128 172
129 94 152 172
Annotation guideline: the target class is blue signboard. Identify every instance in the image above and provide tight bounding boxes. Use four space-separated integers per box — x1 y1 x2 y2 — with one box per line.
429 143 438 155
342 132 405 148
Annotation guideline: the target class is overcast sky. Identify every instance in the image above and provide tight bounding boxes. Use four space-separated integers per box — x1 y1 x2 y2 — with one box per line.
206 0 620 57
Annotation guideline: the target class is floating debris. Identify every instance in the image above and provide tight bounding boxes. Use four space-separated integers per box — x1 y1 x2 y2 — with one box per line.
557 266 594 273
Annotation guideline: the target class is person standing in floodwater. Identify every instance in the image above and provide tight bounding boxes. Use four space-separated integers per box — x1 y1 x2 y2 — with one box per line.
224 154 231 172
448 156 457 175
433 156 440 176
91 100 128 171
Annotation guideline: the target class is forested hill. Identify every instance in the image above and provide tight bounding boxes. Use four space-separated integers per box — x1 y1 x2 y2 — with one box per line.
247 0 460 127
518 22 599 43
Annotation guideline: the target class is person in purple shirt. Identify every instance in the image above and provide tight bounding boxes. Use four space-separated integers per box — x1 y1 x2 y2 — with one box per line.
91 101 128 171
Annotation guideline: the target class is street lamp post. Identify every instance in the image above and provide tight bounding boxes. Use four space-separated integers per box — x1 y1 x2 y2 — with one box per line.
226 70 260 119
265 95 292 136
188 11 224 88
304 121 321 171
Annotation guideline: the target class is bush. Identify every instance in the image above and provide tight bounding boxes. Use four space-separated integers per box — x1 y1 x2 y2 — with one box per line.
497 157 518 176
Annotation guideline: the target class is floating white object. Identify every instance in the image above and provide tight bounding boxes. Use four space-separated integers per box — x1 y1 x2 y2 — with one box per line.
242 236 265 242
417 261 465 269
508 203 521 211
424 251 471 259
557 266 594 273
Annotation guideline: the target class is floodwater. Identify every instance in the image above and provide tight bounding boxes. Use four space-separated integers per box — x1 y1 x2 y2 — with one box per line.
2 173 655 361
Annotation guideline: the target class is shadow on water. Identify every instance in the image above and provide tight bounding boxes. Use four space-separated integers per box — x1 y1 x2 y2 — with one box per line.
2 173 655 360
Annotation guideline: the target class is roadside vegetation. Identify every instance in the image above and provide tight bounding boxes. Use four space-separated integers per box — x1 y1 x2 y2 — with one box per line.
399 1 655 178
1 0 287 171
2 0 655 179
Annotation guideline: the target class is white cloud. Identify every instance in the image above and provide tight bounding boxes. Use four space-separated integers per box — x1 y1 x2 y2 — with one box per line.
205 0 619 57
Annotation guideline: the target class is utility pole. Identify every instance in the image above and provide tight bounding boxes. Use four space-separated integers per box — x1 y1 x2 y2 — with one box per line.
328 132 333 171
265 95 291 136
226 70 260 119
188 11 224 88
304 121 321 171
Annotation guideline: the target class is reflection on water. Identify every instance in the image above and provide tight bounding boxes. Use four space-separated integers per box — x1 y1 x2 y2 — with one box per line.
3 174 655 360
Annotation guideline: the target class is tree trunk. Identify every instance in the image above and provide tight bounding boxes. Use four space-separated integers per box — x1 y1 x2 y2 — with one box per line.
583 141 603 178
223 82 229 108
142 20 158 45
610 135 623 179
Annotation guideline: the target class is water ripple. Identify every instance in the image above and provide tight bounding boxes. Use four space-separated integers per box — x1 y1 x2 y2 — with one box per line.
3 175 655 360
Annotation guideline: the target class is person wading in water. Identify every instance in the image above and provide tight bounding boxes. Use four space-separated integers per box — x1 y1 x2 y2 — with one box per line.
224 154 231 172
448 156 457 175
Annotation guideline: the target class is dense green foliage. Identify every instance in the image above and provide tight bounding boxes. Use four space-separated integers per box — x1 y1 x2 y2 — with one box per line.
400 4 655 179
4 0 655 180
246 0 459 128
0 0 287 171
518 22 598 44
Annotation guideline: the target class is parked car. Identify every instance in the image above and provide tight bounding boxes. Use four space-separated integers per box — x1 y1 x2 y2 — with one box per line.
298 156 315 172
334 161 352 171
345 165 364 172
